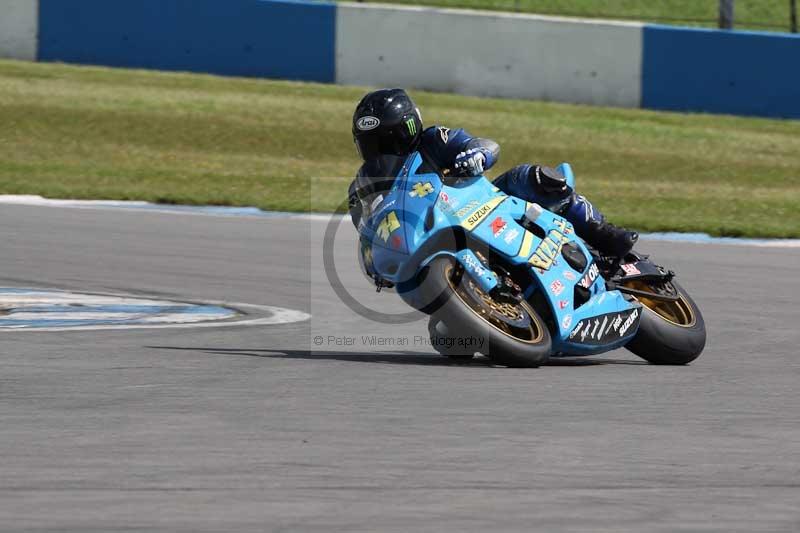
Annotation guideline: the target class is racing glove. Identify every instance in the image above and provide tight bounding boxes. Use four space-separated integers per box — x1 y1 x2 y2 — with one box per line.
454 148 489 177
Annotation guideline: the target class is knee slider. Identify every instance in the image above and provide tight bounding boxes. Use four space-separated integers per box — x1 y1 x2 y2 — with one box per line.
531 165 570 195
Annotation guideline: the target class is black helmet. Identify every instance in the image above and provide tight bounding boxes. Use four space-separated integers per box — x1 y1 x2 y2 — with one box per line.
352 88 423 160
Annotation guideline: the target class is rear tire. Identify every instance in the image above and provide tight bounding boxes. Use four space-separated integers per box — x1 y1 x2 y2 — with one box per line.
419 256 551 367
624 281 706 365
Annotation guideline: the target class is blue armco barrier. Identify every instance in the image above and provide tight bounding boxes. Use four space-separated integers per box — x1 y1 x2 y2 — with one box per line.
37 0 336 82
643 25 800 119
25 1 800 120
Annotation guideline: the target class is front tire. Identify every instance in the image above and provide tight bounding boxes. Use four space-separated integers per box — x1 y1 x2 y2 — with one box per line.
419 256 552 367
624 280 706 365
427 318 476 361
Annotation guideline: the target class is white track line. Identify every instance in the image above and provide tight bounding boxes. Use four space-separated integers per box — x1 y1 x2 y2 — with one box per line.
0 302 310 332
0 287 310 332
27 302 311 332
639 233 800 248
0 195 339 221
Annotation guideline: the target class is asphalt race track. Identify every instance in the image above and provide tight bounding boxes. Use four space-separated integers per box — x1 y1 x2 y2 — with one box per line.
1 204 799 532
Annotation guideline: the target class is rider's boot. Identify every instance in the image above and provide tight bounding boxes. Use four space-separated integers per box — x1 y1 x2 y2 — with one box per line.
562 194 639 257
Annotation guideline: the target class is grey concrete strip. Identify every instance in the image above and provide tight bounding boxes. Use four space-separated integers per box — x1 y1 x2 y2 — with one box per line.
0 204 798 532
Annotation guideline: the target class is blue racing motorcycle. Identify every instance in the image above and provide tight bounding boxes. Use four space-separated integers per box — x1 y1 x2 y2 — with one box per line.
356 152 706 367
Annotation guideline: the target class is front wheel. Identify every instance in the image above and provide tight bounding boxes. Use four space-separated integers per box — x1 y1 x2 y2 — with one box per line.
419 256 552 367
623 280 706 365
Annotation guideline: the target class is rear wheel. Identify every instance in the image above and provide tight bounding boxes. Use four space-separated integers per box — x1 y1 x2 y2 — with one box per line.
623 279 706 365
419 256 551 367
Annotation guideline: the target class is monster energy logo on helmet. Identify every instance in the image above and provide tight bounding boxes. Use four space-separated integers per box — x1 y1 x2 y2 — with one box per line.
406 118 417 136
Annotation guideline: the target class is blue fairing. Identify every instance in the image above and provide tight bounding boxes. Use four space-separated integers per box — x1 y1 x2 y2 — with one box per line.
359 152 641 356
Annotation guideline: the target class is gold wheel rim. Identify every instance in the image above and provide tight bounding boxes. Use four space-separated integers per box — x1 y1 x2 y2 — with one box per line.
445 266 544 344
624 280 696 328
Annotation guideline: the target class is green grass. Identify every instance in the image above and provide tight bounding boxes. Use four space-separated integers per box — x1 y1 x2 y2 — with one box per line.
1 59 799 237
354 0 796 32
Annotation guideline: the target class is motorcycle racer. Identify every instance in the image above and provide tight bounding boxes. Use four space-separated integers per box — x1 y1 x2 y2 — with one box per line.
348 88 638 258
